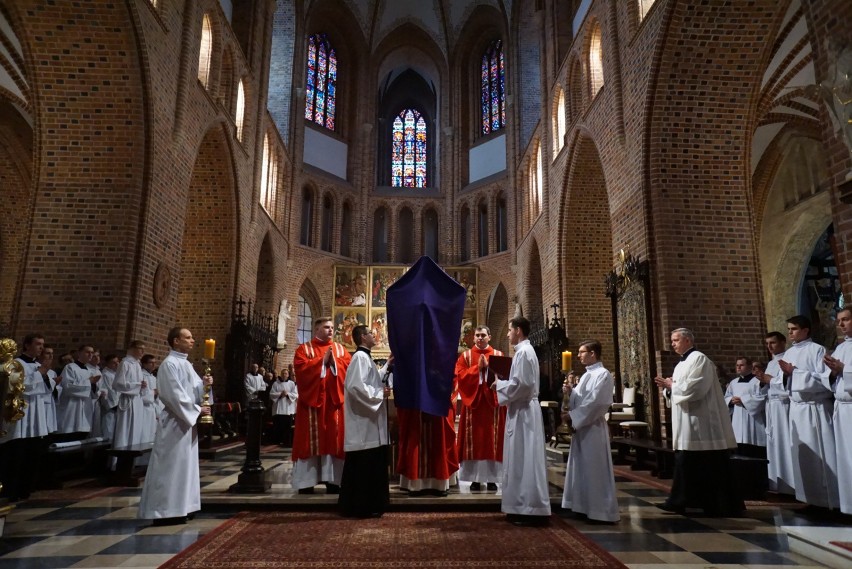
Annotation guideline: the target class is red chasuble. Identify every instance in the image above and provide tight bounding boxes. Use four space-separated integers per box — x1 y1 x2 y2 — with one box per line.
396 388 459 482
292 339 351 461
455 347 506 462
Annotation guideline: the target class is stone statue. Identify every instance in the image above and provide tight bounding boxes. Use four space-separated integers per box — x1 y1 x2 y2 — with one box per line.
276 299 293 350
821 44 852 178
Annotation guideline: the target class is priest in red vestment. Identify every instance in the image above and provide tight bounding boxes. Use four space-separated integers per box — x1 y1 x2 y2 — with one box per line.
291 317 351 493
396 390 459 495
455 325 505 492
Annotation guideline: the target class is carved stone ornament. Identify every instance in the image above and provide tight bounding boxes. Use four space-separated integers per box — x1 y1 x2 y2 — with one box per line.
153 263 172 309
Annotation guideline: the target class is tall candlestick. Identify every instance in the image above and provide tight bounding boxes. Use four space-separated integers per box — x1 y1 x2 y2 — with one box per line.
204 339 216 360
562 350 572 372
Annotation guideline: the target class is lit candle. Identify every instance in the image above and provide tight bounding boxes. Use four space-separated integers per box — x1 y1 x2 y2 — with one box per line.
204 339 216 360
562 350 572 371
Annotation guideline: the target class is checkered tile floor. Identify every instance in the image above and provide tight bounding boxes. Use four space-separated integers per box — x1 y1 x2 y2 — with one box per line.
0 448 842 568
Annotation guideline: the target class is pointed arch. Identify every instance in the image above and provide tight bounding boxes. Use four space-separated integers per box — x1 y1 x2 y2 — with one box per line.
198 13 214 88
560 134 613 362
460 204 471 262
486 282 509 353
177 126 237 372
587 22 604 98
553 86 566 155
304 33 337 130
398 206 415 263
480 38 506 135
255 234 276 315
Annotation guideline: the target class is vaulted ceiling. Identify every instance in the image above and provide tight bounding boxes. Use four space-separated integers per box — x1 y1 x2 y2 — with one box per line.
305 0 512 55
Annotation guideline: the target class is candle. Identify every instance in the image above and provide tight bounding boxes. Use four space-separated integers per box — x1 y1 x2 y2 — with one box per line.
204 339 216 360
562 350 572 371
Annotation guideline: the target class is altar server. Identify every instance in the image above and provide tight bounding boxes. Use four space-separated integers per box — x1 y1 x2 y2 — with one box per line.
0 334 50 502
57 345 100 436
561 340 619 523
759 331 795 494
724 357 767 457
822 307 852 514
494 317 551 526
139 354 160 443
339 325 393 518
112 341 148 453
780 315 838 510
269 366 298 446
138 327 212 525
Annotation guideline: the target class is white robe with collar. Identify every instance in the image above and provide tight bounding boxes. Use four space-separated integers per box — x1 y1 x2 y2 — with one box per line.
724 375 767 446
670 350 736 451
783 339 839 509
561 362 619 522
113 355 147 448
830 337 852 513
57 362 96 434
140 369 160 444
138 350 204 520
495 339 551 516
270 379 298 416
763 353 795 494
342 349 391 452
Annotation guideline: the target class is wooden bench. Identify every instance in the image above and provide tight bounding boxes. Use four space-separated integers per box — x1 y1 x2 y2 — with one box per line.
730 454 768 500
611 436 675 479
42 437 112 488
106 442 154 487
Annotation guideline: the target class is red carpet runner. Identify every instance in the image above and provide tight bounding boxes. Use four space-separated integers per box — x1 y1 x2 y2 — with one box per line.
161 511 627 568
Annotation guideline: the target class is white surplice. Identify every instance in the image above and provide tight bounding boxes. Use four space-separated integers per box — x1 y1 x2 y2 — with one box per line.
724 375 767 446
244 372 267 403
495 339 551 517
670 351 737 451
137 350 204 520
783 339 839 509
830 337 852 514
270 379 298 416
342 349 391 452
57 362 96 434
139 369 160 444
561 362 619 522
763 353 795 494
112 355 147 448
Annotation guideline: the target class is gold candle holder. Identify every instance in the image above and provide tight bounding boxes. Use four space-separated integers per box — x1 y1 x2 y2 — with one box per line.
199 358 214 425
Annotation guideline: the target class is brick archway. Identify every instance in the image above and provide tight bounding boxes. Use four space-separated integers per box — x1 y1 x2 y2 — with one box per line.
0 101 33 334
176 126 237 373
646 0 781 362
560 134 613 359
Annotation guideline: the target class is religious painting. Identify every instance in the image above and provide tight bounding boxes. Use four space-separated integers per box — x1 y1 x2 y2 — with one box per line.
333 308 366 351
459 313 477 351
448 267 477 310
334 266 369 307
370 267 405 308
614 277 655 437
369 309 390 354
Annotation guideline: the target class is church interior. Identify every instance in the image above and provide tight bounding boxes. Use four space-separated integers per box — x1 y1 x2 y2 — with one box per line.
1 0 852 567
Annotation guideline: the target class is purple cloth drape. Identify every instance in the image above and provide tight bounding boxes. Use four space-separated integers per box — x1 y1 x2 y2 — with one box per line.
387 256 466 417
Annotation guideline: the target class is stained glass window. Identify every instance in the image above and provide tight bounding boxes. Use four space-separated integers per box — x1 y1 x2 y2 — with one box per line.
481 39 506 135
391 109 427 188
304 33 337 130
